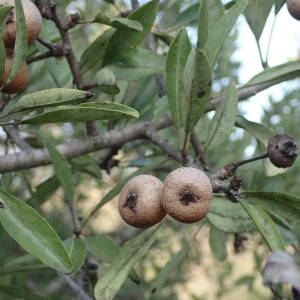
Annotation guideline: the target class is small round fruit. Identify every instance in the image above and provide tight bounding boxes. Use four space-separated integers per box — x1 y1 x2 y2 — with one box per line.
161 167 212 223
118 174 166 228
267 134 298 168
0 53 29 93
0 0 42 48
286 0 300 20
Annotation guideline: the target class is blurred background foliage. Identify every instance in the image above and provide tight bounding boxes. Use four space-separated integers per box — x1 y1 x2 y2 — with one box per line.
0 0 299 299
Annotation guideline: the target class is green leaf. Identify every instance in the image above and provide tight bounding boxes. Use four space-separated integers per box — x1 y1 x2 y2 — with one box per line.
166 28 191 128
183 48 212 136
21 102 139 124
0 285 47 300
80 29 114 78
241 200 285 251
13 88 92 112
84 235 140 284
46 141 75 200
0 188 72 273
236 115 273 146
103 0 159 65
69 237 87 275
203 79 238 152
245 60 300 86
209 223 228 261
203 0 247 66
275 0 285 14
197 0 208 48
242 191 300 223
94 225 160 300
84 235 120 263
145 246 188 299
244 0 273 40
207 197 256 233
121 48 165 73
0 6 13 78
93 12 143 31
6 0 28 85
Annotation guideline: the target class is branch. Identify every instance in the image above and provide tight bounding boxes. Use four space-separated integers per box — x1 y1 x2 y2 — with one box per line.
0 116 172 173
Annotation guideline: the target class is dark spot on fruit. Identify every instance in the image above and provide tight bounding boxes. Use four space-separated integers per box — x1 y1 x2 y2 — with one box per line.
180 188 197 205
124 192 137 211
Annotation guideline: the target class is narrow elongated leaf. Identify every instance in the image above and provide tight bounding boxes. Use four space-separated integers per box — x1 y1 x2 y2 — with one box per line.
241 200 285 251
244 0 273 40
184 48 212 136
166 28 191 128
236 115 273 146
203 0 247 66
145 246 188 299
209 223 228 261
93 13 143 31
69 237 87 275
6 0 28 85
21 102 139 124
103 0 159 65
245 60 300 86
275 0 285 14
13 88 92 112
0 6 14 77
203 79 238 152
207 197 256 233
94 225 160 300
242 191 300 223
46 142 75 200
0 189 72 273
197 0 208 48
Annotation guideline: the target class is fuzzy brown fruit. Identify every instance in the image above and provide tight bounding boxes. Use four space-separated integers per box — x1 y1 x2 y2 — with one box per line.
0 0 42 48
0 53 29 93
161 167 213 223
267 134 298 168
286 0 300 20
118 174 166 228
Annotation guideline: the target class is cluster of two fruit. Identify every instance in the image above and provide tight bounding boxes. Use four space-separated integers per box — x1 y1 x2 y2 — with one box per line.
0 0 42 93
118 167 213 228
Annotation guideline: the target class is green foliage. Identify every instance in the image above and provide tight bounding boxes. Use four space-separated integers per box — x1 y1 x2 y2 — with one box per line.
0 0 299 299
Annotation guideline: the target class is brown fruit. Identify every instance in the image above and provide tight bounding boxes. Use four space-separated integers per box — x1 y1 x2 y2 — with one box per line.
161 167 212 223
118 174 166 228
0 52 29 93
0 0 42 48
267 134 298 168
286 0 300 20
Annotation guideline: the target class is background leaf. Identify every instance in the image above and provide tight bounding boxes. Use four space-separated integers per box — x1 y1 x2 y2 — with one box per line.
69 237 87 275
94 225 160 300
203 79 238 152
6 0 28 85
165 28 191 128
241 200 285 251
